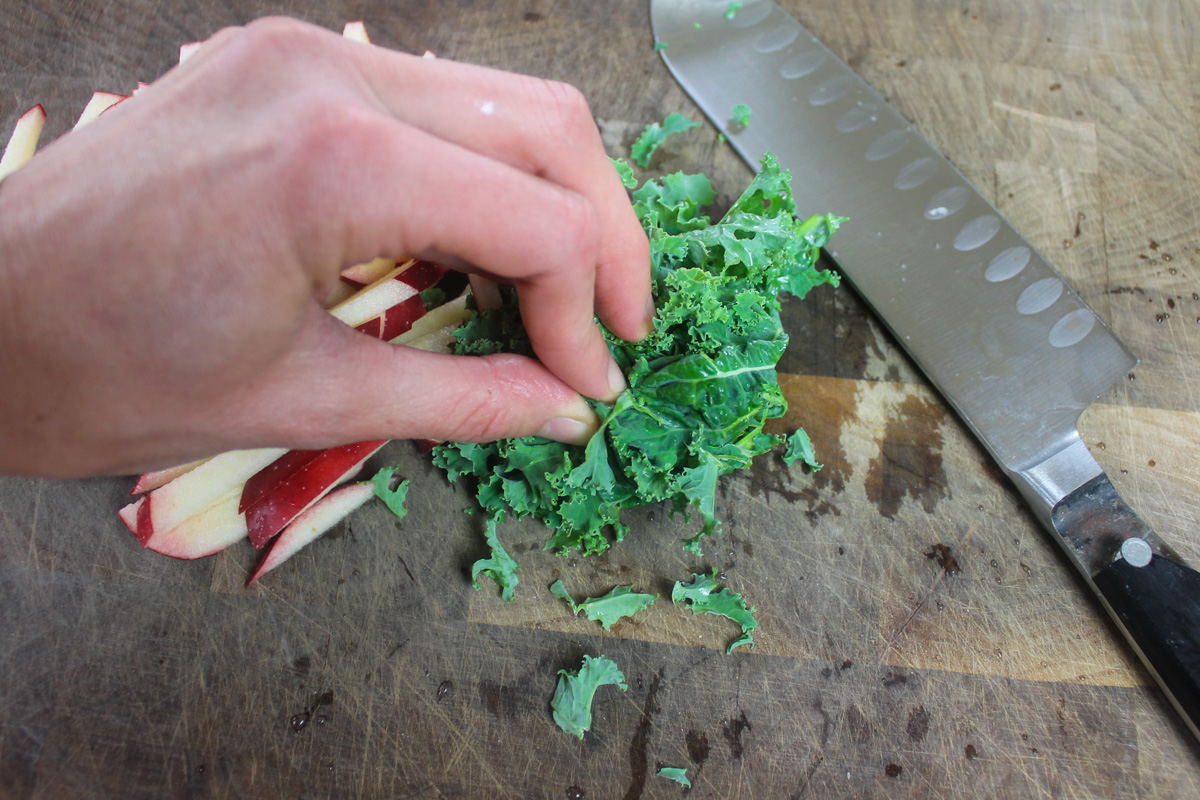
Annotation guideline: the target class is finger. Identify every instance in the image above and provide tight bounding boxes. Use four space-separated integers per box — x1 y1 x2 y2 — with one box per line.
343 43 653 341
294 109 623 401
234 307 601 447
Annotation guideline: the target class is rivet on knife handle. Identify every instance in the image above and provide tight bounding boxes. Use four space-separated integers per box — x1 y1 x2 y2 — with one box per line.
651 0 1200 742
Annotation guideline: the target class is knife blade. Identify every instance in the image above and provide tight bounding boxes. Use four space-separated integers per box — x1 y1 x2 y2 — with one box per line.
650 0 1200 741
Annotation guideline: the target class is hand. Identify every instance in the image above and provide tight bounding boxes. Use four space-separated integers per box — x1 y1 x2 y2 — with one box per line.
0 17 652 478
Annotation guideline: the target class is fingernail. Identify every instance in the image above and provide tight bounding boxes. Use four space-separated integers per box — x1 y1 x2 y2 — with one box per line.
538 415 595 446
607 358 627 399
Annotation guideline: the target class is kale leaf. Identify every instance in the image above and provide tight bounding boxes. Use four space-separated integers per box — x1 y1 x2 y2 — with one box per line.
550 580 657 630
672 571 758 653
371 466 410 520
630 112 702 168
550 654 628 739
433 152 842 585
470 514 520 601
658 766 692 787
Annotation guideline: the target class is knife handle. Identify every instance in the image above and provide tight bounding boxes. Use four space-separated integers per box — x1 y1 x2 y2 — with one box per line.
1052 474 1200 741
1093 554 1200 741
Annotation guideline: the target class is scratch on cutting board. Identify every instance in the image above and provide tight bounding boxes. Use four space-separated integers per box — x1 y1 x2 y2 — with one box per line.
26 479 44 570
877 527 976 661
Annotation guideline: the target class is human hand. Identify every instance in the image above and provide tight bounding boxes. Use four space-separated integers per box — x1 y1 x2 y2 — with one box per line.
0 17 652 478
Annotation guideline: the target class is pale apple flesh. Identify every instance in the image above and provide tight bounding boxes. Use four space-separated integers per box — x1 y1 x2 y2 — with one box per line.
74 91 127 129
0 104 47 180
130 457 212 495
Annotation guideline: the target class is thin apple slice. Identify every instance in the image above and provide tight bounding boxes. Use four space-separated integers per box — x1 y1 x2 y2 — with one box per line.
74 92 127 129
130 457 212 495
390 293 471 345
328 260 447 328
342 21 371 44
0 105 46 180
244 440 384 548
144 491 248 559
247 482 375 584
118 447 287 545
179 41 203 63
356 294 425 340
340 257 399 287
328 263 419 327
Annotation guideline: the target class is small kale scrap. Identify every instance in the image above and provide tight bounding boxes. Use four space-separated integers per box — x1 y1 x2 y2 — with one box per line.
658 766 692 788
551 654 628 738
630 112 702 168
732 103 752 127
470 514 519 601
782 428 821 471
371 466 411 519
672 571 758 653
550 580 657 630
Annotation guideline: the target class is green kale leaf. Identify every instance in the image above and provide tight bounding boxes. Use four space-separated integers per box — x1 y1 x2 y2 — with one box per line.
550 580 657 630
551 654 628 738
370 466 410 520
470 514 519 601
611 157 637 189
631 112 702 168
732 103 752 127
783 428 821 471
433 152 840 563
672 571 758 653
725 1 744 20
658 766 692 787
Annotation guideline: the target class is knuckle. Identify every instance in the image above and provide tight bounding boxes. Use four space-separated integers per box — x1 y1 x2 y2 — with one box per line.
537 79 595 137
552 191 601 266
239 16 316 52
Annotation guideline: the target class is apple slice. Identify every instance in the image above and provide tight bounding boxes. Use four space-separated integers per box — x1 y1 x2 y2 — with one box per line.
356 294 426 340
247 481 375 584
342 21 371 44
390 293 471 345
143 491 249 559
118 447 287 545
130 456 211 495
328 260 447 328
179 41 203 63
0 105 46 180
243 440 384 548
74 92 127 129
340 257 400 287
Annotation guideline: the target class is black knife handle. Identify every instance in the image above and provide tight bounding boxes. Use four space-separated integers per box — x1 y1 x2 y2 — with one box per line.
1093 555 1200 740
1052 474 1200 741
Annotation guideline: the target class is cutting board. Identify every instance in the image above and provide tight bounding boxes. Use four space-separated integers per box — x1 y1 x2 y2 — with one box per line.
2 1 1198 797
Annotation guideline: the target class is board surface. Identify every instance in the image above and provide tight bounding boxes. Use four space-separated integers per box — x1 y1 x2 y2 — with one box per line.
2 1 1198 797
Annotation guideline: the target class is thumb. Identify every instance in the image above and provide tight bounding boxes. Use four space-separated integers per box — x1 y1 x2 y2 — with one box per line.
245 311 602 447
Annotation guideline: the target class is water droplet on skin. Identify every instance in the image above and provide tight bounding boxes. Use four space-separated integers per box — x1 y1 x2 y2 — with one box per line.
437 680 453 702
1062 239 1072 248
994 649 1003 658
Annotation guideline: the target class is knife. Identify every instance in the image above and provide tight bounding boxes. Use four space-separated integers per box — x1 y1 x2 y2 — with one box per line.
650 0 1200 741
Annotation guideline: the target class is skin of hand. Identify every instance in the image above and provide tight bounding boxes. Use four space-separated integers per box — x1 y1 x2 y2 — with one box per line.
0 17 653 478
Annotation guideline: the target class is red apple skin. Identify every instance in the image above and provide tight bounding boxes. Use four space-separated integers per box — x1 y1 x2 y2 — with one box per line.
247 481 376 584
239 448 325 513
243 440 386 548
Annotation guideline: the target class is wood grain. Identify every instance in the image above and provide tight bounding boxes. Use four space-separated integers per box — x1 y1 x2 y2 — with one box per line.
2 0 1199 797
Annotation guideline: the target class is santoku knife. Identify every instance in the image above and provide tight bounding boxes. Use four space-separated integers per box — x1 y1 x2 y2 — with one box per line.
649 0 1200 741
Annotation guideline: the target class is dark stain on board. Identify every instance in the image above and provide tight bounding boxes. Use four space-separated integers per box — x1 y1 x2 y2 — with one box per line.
866 393 948 518
906 705 931 741
722 711 752 759
925 543 961 575
622 670 663 800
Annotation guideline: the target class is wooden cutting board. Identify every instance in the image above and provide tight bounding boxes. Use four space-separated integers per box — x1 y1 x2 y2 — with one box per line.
2 1 1198 797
